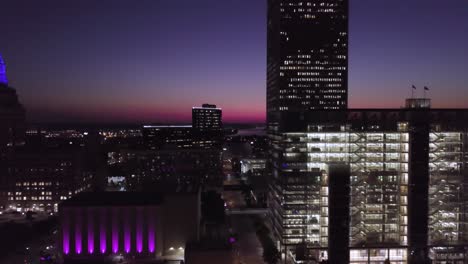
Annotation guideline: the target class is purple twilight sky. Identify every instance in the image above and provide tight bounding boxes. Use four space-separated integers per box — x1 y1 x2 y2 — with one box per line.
1 0 468 123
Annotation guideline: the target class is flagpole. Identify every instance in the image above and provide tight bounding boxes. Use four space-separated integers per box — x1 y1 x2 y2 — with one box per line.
424 86 429 99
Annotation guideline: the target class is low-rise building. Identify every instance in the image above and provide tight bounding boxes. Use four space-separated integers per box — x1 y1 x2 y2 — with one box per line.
0 146 97 213
241 158 267 178
59 191 200 263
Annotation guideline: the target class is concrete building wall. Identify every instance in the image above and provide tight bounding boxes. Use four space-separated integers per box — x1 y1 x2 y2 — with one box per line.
163 193 200 256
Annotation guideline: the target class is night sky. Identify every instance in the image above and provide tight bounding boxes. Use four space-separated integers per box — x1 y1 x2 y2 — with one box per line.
1 0 467 123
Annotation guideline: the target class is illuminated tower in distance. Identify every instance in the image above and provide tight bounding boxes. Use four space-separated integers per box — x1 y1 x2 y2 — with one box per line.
0 53 27 210
0 54 8 86
0 53 26 149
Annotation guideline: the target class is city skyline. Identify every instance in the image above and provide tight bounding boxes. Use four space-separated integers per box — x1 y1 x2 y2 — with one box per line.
1 1 468 263
1 0 468 123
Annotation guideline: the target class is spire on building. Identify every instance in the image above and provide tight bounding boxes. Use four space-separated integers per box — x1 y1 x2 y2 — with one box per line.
0 53 8 86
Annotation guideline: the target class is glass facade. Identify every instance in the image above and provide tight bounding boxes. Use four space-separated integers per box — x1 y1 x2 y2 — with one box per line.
349 132 409 247
428 132 468 263
429 246 468 263
269 124 468 263
269 127 410 262
429 132 465 244
349 248 407 264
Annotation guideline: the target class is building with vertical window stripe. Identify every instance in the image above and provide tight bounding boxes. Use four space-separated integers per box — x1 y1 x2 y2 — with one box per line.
59 191 200 263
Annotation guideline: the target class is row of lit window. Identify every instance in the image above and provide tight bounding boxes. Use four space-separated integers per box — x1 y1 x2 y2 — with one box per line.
290 77 342 82
15 182 55 186
10 191 54 195
281 2 339 7
8 196 53 201
280 65 346 70
10 168 67 173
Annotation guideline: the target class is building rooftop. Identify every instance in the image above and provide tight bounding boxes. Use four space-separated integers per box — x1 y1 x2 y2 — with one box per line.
143 125 192 128
61 189 200 207
60 192 164 207
274 106 468 132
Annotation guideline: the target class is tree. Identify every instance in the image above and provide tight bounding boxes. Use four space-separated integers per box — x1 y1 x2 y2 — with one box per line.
263 242 280 264
25 211 34 221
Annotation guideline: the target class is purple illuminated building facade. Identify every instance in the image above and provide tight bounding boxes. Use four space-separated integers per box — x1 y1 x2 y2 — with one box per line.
0 54 8 86
59 191 200 262
0 53 25 154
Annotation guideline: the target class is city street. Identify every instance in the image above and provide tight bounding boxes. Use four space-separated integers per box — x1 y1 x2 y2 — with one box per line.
229 214 264 264
0 228 57 264
223 190 246 209
223 158 264 264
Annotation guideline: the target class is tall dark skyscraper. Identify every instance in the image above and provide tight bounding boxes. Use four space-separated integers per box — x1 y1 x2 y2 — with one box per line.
266 1 349 261
267 0 348 124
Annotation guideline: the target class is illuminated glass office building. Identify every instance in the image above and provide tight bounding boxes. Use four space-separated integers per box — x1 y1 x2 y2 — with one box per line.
267 99 468 263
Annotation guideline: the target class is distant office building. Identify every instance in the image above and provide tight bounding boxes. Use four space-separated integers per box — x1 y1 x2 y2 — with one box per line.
139 107 224 188
192 104 223 150
99 128 143 149
59 191 200 263
267 0 348 121
241 158 267 177
268 99 468 263
24 128 99 149
143 104 223 151
107 148 223 190
192 104 222 131
0 146 97 213
142 125 193 150
0 53 26 150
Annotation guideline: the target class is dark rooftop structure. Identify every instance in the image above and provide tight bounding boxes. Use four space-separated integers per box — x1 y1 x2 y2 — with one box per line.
60 192 164 207
272 106 468 133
